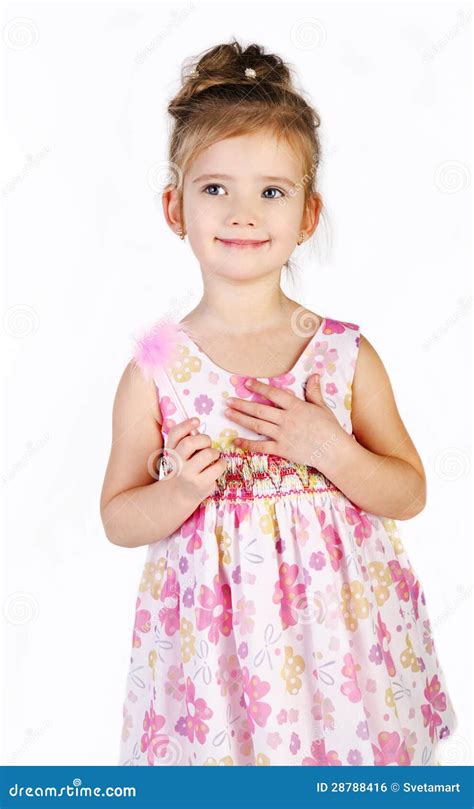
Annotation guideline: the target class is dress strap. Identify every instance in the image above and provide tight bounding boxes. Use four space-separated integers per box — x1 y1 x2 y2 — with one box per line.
304 317 361 435
131 319 190 432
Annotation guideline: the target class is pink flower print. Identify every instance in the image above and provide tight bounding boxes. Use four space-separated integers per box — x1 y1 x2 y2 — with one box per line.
357 720 369 741
304 342 339 378
240 667 272 734
326 382 338 395
181 506 205 554
340 653 362 703
375 610 396 677
289 506 310 546
195 574 233 644
272 562 307 630
238 641 248 658
322 524 343 571
421 674 447 742
121 704 133 742
372 731 411 765
237 717 253 757
267 373 296 391
160 396 177 436
227 501 252 529
132 597 151 648
267 732 282 749
290 732 301 755
176 677 213 745
140 701 169 766
194 393 214 415
164 664 185 702
311 690 336 731
277 709 288 725
345 506 373 546
388 560 420 619
288 708 298 723
233 597 255 636
302 739 342 765
423 620 434 655
232 565 241 584
347 749 363 765
216 653 242 697
323 318 347 335
310 551 326 571
158 567 180 636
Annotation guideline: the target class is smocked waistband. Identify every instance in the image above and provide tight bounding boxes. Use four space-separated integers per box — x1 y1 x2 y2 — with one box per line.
160 449 340 502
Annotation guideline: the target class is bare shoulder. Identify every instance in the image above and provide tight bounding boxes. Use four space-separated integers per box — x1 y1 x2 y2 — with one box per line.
99 360 163 516
351 333 426 482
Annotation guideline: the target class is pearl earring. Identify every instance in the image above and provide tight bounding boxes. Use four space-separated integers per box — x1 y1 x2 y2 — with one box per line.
177 229 186 240
297 232 305 245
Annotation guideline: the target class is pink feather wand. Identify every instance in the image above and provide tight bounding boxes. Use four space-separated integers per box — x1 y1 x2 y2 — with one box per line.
131 318 200 435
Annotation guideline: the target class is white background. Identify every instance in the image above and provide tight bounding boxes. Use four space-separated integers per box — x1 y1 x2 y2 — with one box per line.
1 0 472 766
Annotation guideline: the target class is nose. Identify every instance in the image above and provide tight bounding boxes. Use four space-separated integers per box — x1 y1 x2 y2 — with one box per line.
225 196 260 229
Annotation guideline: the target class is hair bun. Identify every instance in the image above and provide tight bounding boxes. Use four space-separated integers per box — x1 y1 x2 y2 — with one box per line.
181 39 294 95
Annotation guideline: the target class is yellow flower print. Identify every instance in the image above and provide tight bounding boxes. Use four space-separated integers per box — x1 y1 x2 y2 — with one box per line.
368 561 392 606
259 502 279 541
203 756 234 765
139 558 166 600
148 650 157 681
400 633 421 672
385 686 399 719
168 345 201 384
179 616 196 663
280 645 305 695
215 525 232 566
381 518 405 555
344 381 352 412
340 580 370 631
256 753 271 765
214 428 239 451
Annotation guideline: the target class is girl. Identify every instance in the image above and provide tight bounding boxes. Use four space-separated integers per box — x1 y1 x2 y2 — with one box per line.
100 39 458 766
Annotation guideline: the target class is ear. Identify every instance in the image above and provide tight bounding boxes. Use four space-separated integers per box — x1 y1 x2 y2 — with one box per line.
132 319 181 380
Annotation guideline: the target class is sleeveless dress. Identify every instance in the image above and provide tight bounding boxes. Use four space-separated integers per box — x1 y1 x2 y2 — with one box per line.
118 315 458 766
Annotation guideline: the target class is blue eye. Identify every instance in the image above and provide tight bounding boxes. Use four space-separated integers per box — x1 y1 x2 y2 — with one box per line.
263 187 285 199
202 184 286 198
203 184 225 196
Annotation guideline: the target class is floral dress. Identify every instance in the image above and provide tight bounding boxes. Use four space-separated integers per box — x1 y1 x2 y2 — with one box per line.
118 315 458 766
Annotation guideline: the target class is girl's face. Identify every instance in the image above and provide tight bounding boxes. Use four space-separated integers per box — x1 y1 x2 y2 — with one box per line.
177 131 319 281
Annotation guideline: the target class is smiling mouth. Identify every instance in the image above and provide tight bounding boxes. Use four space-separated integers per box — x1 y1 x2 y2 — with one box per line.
216 238 269 248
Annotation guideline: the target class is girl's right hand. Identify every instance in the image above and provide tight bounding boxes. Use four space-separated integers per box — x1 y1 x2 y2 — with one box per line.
163 417 228 502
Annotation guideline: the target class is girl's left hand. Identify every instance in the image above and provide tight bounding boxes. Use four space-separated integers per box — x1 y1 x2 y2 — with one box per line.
224 374 344 467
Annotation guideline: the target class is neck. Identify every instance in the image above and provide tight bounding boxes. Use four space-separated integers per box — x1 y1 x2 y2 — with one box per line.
187 274 297 335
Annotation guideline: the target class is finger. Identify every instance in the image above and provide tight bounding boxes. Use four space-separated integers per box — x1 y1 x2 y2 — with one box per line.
166 418 204 451
188 446 223 475
176 432 213 461
243 379 291 408
226 408 279 439
233 437 279 454
225 397 283 425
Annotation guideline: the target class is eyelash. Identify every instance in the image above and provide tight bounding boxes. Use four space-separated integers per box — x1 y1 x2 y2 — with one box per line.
202 184 286 199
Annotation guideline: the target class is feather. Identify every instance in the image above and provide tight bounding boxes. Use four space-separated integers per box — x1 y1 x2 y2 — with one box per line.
131 318 182 381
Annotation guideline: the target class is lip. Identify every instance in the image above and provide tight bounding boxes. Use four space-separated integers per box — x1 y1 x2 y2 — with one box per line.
217 238 269 248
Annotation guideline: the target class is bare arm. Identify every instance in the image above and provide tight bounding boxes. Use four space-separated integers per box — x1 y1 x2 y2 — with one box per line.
316 335 427 520
100 361 226 548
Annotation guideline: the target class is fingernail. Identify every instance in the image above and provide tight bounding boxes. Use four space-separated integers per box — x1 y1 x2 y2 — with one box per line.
244 379 253 387
191 418 199 425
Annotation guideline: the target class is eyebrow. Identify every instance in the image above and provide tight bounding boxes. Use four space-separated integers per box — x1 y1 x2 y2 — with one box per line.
192 173 295 186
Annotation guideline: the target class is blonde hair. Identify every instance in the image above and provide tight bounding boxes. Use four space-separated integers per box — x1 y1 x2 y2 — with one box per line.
166 38 329 278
